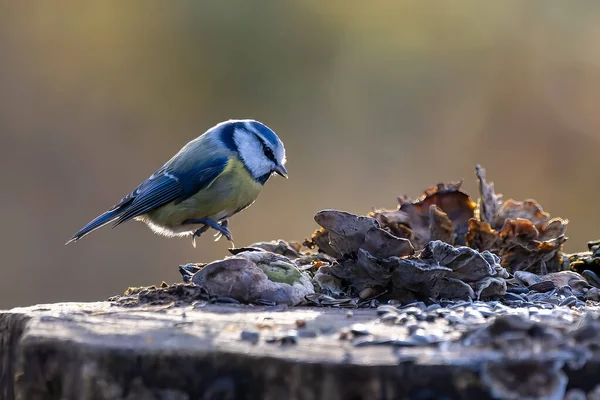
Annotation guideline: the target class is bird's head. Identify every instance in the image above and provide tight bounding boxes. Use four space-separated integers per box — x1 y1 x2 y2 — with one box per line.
221 119 287 184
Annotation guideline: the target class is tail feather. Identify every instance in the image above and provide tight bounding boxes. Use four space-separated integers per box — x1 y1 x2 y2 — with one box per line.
66 209 120 245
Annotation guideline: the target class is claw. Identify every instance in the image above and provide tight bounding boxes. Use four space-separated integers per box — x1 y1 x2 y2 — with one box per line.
183 218 233 246
213 220 231 242
215 228 233 242
191 224 211 248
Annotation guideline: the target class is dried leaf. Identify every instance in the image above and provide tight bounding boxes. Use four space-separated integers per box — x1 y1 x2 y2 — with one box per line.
430 277 475 300
389 257 452 295
305 228 342 258
371 182 476 249
497 218 540 247
314 210 379 255
309 209 413 259
330 249 392 292
361 227 414 259
473 277 507 300
422 240 500 283
475 164 503 224
538 218 568 241
466 218 497 251
493 199 551 231
429 204 454 243
387 241 506 300
369 209 413 240
301 165 570 303
501 236 567 274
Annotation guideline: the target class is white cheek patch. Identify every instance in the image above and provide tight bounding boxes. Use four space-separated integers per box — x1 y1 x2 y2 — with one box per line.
233 128 274 178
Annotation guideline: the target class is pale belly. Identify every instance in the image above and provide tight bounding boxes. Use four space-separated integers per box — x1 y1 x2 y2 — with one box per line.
138 169 263 237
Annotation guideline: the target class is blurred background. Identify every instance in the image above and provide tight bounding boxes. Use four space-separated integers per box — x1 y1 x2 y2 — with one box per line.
2 1 600 309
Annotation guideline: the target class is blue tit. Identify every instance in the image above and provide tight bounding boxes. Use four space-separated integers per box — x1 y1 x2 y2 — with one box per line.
67 119 288 247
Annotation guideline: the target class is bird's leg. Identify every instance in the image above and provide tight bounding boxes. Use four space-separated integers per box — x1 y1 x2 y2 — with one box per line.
183 218 234 245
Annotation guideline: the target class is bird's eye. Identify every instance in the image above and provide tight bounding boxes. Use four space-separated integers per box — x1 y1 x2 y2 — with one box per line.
262 144 276 162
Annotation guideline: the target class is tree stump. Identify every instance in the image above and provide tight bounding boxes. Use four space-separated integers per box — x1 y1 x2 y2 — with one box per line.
1 301 599 399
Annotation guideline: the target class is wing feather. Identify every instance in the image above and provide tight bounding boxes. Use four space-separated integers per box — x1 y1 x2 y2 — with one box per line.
113 157 229 226
114 174 182 225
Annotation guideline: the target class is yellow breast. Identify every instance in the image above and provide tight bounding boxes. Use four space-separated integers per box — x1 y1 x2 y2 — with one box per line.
144 158 263 234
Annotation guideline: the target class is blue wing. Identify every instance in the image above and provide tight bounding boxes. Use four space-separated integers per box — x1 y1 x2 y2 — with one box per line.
67 148 230 243
113 173 182 225
114 157 229 226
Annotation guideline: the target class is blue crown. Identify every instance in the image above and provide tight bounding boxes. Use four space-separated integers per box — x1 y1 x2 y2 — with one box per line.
218 119 280 152
245 120 280 147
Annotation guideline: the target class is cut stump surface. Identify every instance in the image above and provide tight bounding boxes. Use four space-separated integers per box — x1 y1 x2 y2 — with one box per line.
1 301 599 399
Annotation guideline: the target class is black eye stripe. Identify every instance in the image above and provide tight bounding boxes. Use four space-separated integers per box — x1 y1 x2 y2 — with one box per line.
255 134 276 162
263 145 275 161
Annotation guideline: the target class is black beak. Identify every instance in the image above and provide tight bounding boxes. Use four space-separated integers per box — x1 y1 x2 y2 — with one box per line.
273 164 288 179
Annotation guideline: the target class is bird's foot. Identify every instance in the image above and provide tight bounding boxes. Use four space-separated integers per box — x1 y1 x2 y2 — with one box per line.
184 218 234 247
213 220 234 247
213 219 229 242
190 224 210 248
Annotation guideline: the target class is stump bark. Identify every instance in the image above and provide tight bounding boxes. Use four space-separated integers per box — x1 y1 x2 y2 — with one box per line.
0 302 597 399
